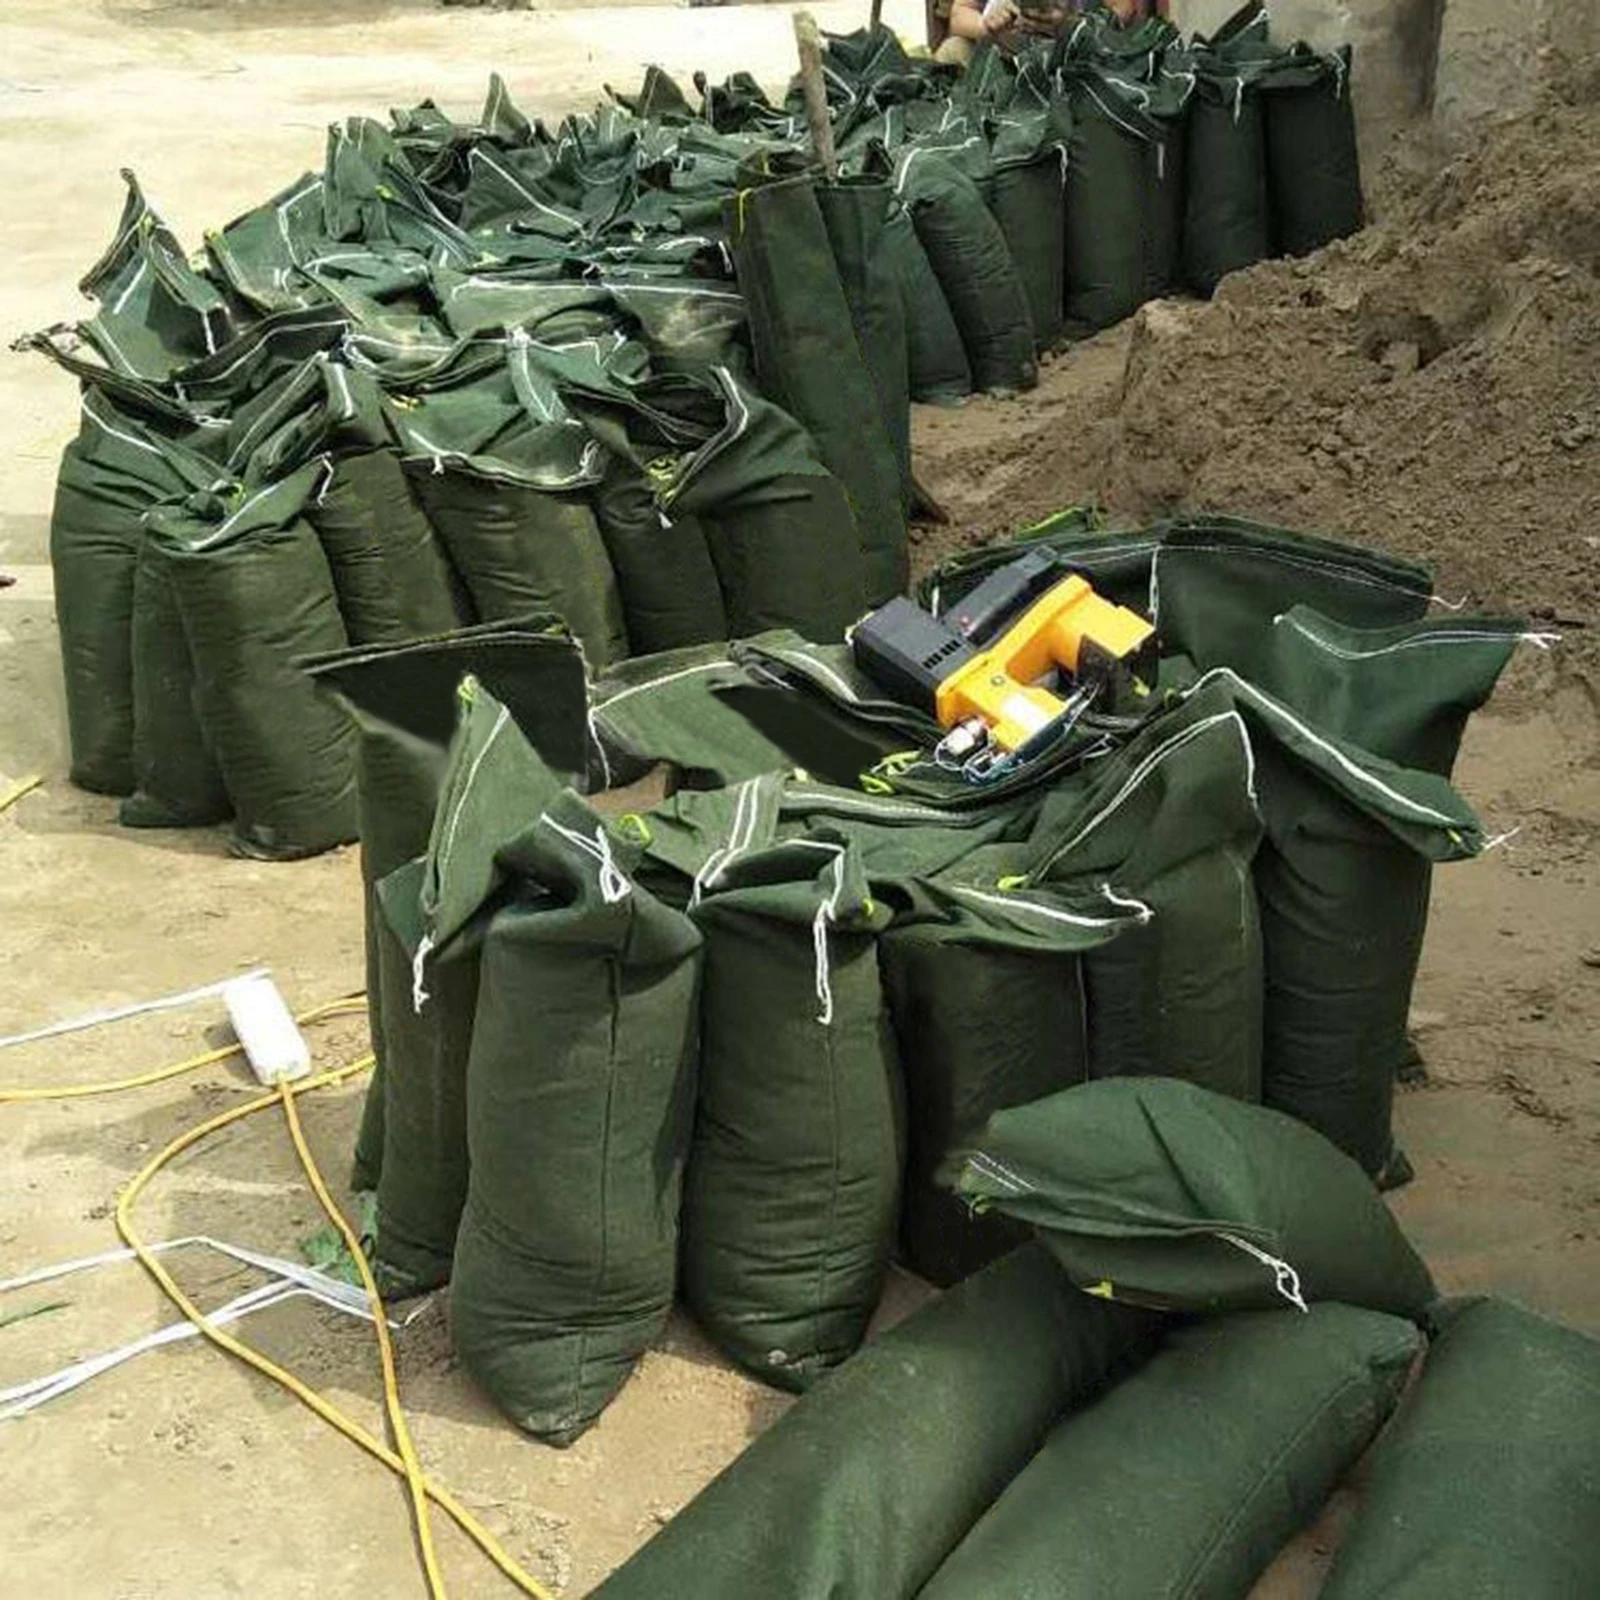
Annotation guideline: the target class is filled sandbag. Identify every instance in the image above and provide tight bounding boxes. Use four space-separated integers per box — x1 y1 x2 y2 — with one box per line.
682 829 903 1390
1026 684 1266 1102
725 174 907 602
1184 59 1274 294
590 1245 1159 1600
894 146 1036 394
48 391 220 796
304 619 590 1240
1062 67 1190 331
145 462 357 859
950 1076 1437 1319
450 789 701 1445
1260 44 1363 257
920 1303 1422 1600
880 877 1137 1287
1323 1296 1600 1599
883 200 972 404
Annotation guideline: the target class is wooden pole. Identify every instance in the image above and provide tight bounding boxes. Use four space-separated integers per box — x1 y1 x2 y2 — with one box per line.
792 11 839 180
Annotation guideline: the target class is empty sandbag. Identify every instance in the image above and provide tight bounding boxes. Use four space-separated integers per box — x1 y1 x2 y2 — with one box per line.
590 1245 1159 1600
450 790 701 1445
950 1076 1437 1319
920 1303 1421 1600
683 832 903 1390
146 462 357 859
1323 1296 1600 1599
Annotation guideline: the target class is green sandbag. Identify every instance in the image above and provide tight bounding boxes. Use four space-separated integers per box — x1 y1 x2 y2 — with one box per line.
311 448 465 641
146 464 357 860
591 455 728 653
988 152 1067 353
1256 606 1528 778
118 537 231 830
1260 45 1363 258
725 174 907 602
883 201 971 404
816 177 912 508
1063 68 1189 331
896 147 1036 393
1026 686 1265 1102
683 834 903 1390
405 463 628 666
49 393 219 796
590 1245 1159 1600
881 879 1137 1287
1323 1297 1600 1599
306 623 590 1290
1211 669 1487 1180
661 370 869 643
1152 515 1435 683
450 790 701 1445
920 1303 1422 1600
950 1076 1437 1319
1184 64 1273 295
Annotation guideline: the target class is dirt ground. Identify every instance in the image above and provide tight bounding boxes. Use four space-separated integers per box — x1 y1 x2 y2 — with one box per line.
2 4 1597 1598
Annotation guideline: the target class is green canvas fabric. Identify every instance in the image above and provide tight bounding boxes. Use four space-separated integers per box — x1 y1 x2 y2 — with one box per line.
1024 685 1265 1101
306 627 590 1289
1323 1296 1600 1600
661 370 869 643
726 174 907 602
815 178 912 507
1062 67 1190 332
118 536 231 830
236 359 463 643
590 453 728 653
77 172 235 383
1151 514 1435 683
48 391 221 795
203 171 331 314
1254 607 1529 778
883 197 972 405
450 788 701 1445
881 877 1140 1287
1183 60 1274 295
681 829 903 1390
919 1303 1422 1600
590 1244 1160 1600
894 145 1036 394
1207 667 1488 1178
1260 45 1363 258
949 1076 1437 1318
987 152 1067 354
145 462 357 860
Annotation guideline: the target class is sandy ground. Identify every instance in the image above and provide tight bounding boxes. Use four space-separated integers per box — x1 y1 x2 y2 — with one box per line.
2 4 1598 1598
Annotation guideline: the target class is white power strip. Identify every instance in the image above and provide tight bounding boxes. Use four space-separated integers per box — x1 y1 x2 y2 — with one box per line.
223 974 311 1085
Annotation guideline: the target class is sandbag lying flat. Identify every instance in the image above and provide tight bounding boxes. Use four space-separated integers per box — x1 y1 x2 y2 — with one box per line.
950 1077 1436 1319
450 789 701 1445
919 1303 1421 1600
683 833 902 1390
590 1245 1159 1600
1323 1297 1600 1599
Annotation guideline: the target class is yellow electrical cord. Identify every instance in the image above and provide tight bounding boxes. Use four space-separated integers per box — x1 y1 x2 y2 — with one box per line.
114 1056 557 1600
0 773 43 816
277 1077 448 1600
0 996 367 1103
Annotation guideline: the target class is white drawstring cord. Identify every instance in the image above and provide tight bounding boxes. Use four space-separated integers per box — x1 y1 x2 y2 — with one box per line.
410 933 434 1015
1219 1233 1309 1313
